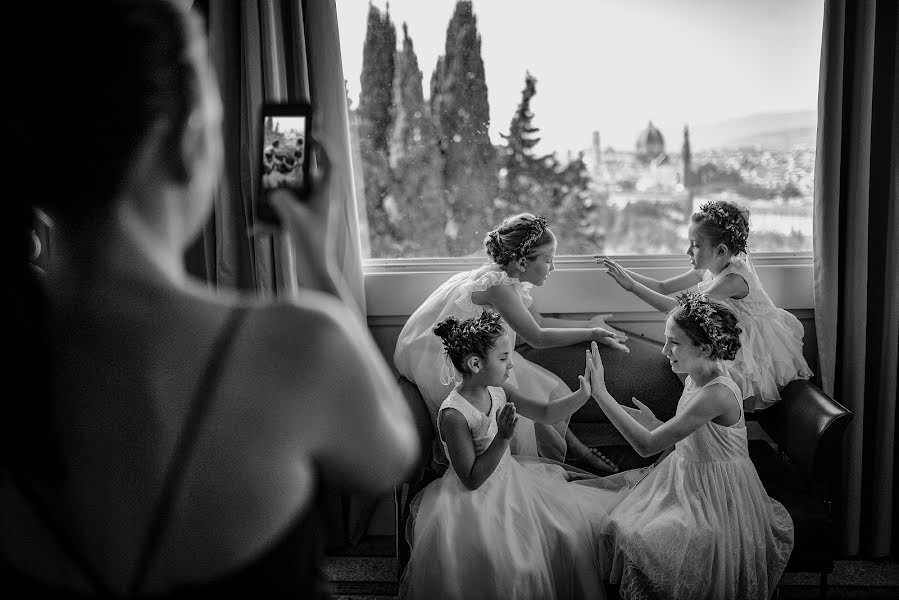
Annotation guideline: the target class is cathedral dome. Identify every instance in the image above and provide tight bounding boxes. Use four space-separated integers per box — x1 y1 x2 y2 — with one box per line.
636 121 665 161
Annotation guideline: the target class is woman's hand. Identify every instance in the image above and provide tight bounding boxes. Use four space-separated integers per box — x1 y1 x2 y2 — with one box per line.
599 257 637 292
496 402 518 440
592 327 629 353
622 397 663 430
266 138 342 295
577 341 605 398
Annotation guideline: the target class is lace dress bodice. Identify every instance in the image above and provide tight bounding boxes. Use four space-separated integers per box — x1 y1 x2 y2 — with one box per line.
437 387 510 481
673 376 749 463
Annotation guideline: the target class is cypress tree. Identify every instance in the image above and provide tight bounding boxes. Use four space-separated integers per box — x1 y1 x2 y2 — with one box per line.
358 2 398 255
430 0 496 255
388 22 447 255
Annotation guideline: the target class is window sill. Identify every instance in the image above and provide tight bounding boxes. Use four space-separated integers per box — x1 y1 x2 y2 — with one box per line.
363 253 814 317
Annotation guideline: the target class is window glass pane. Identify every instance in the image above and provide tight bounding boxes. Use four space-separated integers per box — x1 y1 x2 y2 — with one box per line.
337 0 822 259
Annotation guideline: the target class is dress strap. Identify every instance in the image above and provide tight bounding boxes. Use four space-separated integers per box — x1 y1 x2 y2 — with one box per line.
7 467 116 596
128 306 249 596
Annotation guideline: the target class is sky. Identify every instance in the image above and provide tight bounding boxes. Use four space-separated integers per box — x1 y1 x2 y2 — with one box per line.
335 0 824 157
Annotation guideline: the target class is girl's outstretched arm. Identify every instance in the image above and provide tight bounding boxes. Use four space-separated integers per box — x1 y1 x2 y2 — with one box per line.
525 298 628 351
440 403 516 490
597 257 704 294
601 259 680 313
701 272 749 301
593 384 735 457
480 284 626 350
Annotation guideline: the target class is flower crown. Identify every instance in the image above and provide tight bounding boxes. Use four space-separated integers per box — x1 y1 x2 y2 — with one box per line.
675 291 740 360
487 215 549 263
516 215 549 258
436 311 504 358
698 201 749 255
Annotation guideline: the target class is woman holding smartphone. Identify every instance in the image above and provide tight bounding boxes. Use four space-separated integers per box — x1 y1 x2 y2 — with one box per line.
3 0 417 597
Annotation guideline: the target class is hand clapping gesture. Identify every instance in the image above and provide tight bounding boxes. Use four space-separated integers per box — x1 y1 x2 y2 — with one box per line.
496 402 518 440
577 341 605 399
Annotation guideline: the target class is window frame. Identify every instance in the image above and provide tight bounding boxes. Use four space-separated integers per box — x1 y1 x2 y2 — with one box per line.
362 252 814 317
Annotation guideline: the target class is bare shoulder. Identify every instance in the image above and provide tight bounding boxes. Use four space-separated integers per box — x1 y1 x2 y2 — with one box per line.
692 381 739 419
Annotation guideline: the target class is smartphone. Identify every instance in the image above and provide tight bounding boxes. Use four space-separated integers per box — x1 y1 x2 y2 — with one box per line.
256 101 313 225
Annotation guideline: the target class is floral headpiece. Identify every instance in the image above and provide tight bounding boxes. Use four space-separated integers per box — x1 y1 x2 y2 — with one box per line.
435 311 505 384
675 291 740 360
514 215 549 259
698 201 749 255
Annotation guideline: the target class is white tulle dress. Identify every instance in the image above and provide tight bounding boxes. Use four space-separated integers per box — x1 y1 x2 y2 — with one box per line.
399 386 630 600
602 376 794 600
394 263 570 461
699 255 813 411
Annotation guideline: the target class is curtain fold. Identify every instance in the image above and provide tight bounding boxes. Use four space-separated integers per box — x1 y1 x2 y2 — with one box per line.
197 0 371 547
813 0 897 557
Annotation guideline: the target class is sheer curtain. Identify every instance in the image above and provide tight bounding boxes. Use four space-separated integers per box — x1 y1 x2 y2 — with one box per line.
194 0 370 546
813 0 897 557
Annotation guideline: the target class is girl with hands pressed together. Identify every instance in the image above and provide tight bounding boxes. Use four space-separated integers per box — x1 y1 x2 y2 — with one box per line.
399 311 629 600
592 293 793 600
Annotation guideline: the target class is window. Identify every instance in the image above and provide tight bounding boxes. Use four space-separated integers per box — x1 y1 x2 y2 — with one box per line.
337 0 823 261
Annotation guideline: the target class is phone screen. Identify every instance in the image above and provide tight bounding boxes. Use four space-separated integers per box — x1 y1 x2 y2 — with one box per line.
257 102 312 224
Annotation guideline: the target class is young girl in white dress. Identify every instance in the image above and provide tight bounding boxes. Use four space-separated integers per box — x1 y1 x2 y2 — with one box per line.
592 292 794 600
399 312 628 600
395 213 627 473
599 200 812 411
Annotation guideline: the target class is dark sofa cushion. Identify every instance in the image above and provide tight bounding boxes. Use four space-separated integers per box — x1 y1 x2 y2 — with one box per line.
517 328 684 423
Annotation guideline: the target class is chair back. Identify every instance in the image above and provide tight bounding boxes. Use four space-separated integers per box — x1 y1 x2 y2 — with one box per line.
758 379 853 496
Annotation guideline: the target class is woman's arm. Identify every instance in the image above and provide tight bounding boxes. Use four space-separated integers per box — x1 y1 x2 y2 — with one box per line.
440 403 516 490
480 284 623 349
289 300 419 493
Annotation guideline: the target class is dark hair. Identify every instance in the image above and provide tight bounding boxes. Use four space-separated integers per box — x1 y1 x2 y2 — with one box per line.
9 0 206 481
484 213 555 266
690 200 750 255
434 311 505 374
669 293 742 361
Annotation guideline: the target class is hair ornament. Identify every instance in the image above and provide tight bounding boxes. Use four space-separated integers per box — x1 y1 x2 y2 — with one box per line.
515 215 548 259
698 201 749 254
675 291 737 358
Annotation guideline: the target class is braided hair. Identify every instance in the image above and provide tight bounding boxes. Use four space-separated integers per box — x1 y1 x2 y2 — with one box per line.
434 311 505 374
484 213 554 266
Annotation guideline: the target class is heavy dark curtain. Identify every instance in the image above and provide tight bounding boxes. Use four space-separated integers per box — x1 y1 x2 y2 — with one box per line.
813 0 898 557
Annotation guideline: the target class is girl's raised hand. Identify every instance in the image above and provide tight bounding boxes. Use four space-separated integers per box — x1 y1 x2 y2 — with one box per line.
578 341 605 398
496 402 518 440
599 257 636 292
592 328 630 353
